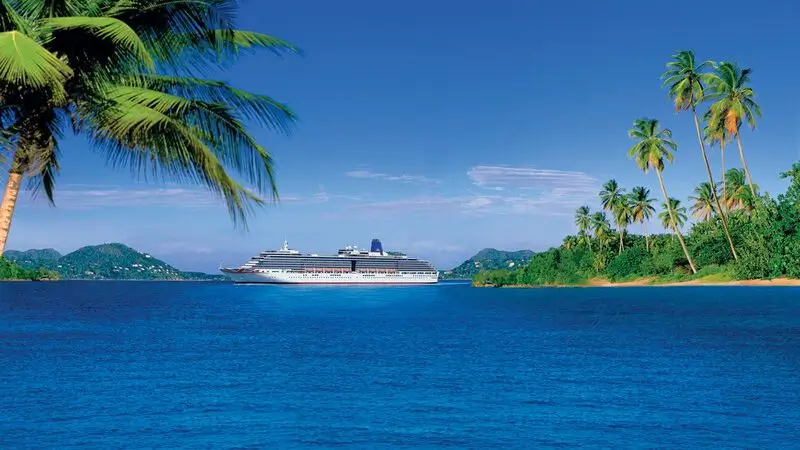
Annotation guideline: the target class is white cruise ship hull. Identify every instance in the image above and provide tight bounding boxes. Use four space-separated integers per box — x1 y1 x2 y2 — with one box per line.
222 270 439 285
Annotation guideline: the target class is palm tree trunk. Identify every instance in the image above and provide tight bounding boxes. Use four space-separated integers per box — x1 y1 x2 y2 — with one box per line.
692 107 737 260
0 171 23 256
656 168 697 274
643 221 649 251
721 140 726 202
617 225 623 254
736 131 757 199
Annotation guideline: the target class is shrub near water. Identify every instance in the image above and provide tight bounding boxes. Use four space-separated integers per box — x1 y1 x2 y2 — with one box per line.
0 257 57 281
474 164 800 287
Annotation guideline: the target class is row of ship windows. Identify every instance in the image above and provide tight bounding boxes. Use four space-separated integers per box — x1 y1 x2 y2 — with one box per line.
251 264 434 269
256 270 436 275
298 274 434 277
253 259 428 265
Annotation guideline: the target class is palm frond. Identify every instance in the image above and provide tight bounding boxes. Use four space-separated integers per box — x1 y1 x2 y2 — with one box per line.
82 85 278 225
0 0 32 33
43 16 154 69
134 74 297 134
0 31 72 90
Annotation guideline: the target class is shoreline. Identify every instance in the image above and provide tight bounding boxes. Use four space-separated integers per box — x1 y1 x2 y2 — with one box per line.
475 277 800 288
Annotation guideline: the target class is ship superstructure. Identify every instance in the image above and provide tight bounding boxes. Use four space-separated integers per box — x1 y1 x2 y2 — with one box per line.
220 239 438 284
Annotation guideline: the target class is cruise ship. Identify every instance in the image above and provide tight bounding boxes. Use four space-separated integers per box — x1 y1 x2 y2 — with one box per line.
220 239 439 284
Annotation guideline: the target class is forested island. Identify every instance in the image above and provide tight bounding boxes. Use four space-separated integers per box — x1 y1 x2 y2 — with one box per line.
1 243 225 281
475 52 800 288
440 249 534 280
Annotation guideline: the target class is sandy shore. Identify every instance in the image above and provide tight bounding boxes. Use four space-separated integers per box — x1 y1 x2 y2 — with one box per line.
585 277 800 287
476 277 800 288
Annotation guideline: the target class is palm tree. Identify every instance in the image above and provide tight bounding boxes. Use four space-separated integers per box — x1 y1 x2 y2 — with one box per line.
706 61 761 199
725 168 759 212
0 1 299 255
575 206 592 236
627 117 697 273
591 211 612 250
629 186 656 251
562 235 578 249
612 195 633 254
599 179 628 254
576 231 592 249
659 197 688 231
689 182 720 221
662 50 737 260
703 108 731 197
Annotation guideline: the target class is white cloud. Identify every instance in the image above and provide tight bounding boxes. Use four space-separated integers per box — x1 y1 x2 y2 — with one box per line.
350 194 575 217
346 169 440 184
467 165 598 195
18 185 354 209
349 165 600 217
19 187 222 210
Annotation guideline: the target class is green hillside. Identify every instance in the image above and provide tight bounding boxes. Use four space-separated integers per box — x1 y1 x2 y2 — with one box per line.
0 257 59 280
441 248 535 280
3 248 62 265
5 243 225 281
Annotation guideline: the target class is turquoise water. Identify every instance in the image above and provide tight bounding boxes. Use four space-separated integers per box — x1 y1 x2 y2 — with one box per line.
1 281 799 448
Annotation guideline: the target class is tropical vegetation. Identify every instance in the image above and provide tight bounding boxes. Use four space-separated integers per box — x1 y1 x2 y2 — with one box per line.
475 50 800 287
0 256 57 280
441 248 535 280
0 0 298 255
4 243 225 280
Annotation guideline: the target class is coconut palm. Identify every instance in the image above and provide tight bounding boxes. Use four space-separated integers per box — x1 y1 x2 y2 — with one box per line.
659 197 688 231
591 211 612 250
576 231 592 249
599 179 629 254
575 205 592 235
703 108 731 196
627 117 697 273
724 168 759 212
689 182 720 221
562 235 578 249
662 50 737 260
599 179 624 212
705 61 761 199
629 186 656 251
0 1 299 255
612 195 633 254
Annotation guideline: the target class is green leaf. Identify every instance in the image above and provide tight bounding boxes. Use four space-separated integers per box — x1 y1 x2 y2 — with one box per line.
135 74 297 134
80 83 276 226
43 16 154 69
0 30 72 90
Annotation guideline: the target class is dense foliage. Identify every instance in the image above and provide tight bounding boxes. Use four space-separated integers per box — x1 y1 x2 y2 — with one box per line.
475 50 794 287
475 165 800 287
0 257 58 280
0 0 299 256
5 243 225 280
442 248 535 280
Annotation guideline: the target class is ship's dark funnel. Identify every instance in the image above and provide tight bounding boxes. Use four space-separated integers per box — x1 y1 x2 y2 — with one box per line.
370 239 383 253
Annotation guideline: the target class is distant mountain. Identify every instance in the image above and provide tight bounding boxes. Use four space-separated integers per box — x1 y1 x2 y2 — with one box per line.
3 248 62 265
440 248 534 280
5 243 226 281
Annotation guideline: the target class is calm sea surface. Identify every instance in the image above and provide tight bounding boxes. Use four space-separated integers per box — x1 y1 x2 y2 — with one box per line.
1 281 799 448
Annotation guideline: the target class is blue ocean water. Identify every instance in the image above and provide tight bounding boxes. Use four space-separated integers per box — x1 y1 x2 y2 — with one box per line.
1 281 799 448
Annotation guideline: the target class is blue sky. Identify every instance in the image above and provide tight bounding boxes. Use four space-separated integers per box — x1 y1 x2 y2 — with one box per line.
6 0 800 272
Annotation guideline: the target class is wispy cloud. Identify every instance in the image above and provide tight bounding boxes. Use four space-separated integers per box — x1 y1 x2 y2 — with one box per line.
18 185 354 210
351 194 576 217
19 187 222 210
467 165 598 194
349 165 600 217
346 169 440 184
